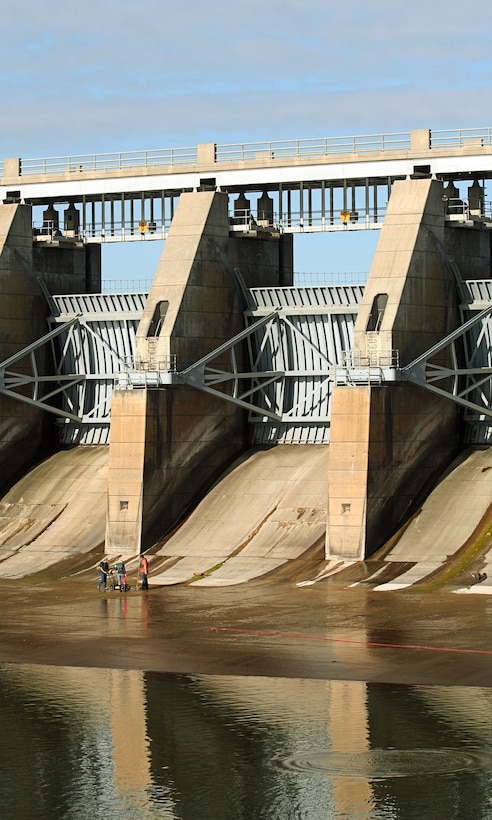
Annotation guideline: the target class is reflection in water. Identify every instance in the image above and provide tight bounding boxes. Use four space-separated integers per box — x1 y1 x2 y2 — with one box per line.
0 664 491 819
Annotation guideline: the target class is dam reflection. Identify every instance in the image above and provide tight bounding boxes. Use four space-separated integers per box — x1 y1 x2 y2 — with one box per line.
0 664 491 819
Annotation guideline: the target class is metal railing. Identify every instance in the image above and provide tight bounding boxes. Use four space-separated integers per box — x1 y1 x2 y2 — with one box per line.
431 128 492 149
341 349 400 369
19 146 197 176
294 272 368 286
32 196 492 248
277 208 385 232
102 280 152 294
115 356 177 389
230 207 386 233
123 355 177 372
32 218 171 243
444 198 492 219
9 126 492 180
334 350 400 386
215 132 412 162
31 205 386 244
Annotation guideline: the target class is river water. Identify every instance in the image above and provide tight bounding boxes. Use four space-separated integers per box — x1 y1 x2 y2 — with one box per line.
1 663 491 819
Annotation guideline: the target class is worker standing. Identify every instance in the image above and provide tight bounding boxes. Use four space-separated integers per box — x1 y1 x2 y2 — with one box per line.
140 555 149 590
115 560 125 589
98 557 109 591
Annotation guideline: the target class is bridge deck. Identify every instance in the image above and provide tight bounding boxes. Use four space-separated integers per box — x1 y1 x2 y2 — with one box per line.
2 127 492 244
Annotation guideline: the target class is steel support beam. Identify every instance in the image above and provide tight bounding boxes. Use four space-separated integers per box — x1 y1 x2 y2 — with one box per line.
401 304 492 418
0 318 84 421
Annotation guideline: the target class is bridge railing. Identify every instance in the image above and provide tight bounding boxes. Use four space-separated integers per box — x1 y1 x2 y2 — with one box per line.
216 132 411 162
230 207 386 231
13 132 412 178
102 280 152 294
431 127 492 149
9 127 492 179
31 204 387 244
277 208 385 231
19 146 198 176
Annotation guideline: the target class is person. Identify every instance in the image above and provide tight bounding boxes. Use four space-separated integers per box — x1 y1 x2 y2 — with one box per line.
140 555 149 590
115 560 125 590
98 558 109 591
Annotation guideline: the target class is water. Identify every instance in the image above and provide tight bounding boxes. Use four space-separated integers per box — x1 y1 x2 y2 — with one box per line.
1 664 491 820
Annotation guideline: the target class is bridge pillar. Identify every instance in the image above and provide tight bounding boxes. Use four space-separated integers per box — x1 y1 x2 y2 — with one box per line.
327 178 470 559
410 129 431 151
106 191 292 554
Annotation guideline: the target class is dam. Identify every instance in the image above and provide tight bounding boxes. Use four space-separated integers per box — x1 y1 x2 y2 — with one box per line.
1 126 492 589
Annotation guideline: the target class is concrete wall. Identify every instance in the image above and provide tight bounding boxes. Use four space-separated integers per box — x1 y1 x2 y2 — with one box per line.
327 387 370 558
228 232 293 288
33 241 101 294
327 179 479 559
0 203 102 493
0 204 49 491
106 191 290 554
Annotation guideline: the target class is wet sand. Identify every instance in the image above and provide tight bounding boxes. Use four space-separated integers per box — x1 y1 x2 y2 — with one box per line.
0 577 491 686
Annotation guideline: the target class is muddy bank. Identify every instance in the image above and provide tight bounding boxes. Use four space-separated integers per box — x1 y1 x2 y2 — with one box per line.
0 577 491 687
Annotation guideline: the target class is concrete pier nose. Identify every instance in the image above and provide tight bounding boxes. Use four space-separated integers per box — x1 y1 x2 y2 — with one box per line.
327 179 478 561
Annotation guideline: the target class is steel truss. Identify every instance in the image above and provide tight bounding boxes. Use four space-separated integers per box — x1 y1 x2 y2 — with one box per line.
7 280 492 449
177 312 285 421
401 304 492 418
0 319 85 421
0 291 145 445
176 308 344 426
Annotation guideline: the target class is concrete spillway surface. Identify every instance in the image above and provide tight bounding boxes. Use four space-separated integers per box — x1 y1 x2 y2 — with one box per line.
0 446 108 578
0 444 328 584
371 446 492 592
152 445 329 586
2 441 492 588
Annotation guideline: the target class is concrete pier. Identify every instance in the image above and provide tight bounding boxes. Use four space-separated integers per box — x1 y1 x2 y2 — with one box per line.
327 178 491 559
106 191 293 555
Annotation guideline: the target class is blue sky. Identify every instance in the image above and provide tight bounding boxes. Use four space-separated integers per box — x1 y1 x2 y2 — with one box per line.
2 0 491 280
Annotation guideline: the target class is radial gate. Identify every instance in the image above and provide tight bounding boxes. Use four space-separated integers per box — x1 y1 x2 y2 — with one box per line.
1 281 492 445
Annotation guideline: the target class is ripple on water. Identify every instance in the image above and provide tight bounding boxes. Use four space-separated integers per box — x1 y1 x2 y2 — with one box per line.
281 748 491 780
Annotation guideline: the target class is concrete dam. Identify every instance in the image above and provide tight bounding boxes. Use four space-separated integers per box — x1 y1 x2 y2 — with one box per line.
2 177 492 590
